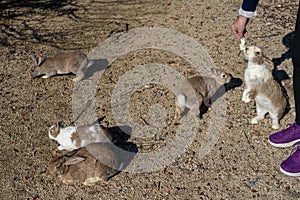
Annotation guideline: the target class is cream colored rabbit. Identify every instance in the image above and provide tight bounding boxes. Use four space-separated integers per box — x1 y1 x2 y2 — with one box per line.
28 50 89 81
47 142 126 185
242 46 288 129
175 68 232 121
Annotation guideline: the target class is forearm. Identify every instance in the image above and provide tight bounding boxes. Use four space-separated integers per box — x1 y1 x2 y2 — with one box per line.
239 0 260 18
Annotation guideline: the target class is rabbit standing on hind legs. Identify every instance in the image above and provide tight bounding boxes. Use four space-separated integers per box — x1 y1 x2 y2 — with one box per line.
242 46 287 129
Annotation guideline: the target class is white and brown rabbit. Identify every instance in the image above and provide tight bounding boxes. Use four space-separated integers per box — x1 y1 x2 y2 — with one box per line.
175 68 232 121
242 46 287 129
28 50 89 81
48 115 113 151
47 142 125 185
281 78 295 108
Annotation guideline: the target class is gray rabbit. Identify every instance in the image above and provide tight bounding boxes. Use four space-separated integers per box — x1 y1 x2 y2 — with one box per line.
28 50 89 81
175 68 232 121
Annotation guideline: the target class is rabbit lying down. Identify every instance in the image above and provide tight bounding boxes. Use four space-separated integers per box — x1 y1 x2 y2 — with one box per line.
242 46 288 129
47 142 136 185
48 116 114 151
175 68 232 121
28 50 90 81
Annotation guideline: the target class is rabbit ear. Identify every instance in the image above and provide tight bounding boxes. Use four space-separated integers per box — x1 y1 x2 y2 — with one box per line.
54 114 64 128
30 52 43 66
210 68 219 76
37 57 42 65
65 156 86 165
56 114 64 123
30 52 38 65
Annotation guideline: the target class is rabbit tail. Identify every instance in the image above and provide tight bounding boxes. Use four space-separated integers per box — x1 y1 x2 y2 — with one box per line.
177 93 186 107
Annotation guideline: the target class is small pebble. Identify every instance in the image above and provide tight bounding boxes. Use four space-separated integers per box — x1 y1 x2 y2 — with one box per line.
251 130 260 136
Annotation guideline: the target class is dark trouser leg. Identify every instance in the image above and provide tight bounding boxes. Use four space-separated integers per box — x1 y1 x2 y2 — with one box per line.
293 2 300 125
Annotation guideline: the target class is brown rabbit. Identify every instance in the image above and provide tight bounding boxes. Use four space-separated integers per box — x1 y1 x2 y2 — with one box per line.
281 79 295 108
47 142 127 185
28 50 89 81
175 68 232 121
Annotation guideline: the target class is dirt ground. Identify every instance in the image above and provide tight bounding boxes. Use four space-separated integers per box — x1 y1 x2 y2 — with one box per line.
1 0 300 199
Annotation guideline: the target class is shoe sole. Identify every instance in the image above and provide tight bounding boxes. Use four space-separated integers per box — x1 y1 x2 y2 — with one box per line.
280 167 300 177
268 138 300 148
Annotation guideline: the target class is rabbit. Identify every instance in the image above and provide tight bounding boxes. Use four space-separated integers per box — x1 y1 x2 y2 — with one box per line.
48 115 114 151
175 68 232 121
281 79 295 108
28 50 89 81
242 46 288 129
46 142 126 185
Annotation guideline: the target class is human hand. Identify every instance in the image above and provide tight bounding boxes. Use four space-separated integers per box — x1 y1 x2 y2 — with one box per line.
231 15 249 40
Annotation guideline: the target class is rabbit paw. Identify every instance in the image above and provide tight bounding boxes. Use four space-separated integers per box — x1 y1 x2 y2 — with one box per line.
57 146 65 150
58 145 73 151
271 122 280 130
72 77 81 82
250 117 259 124
84 177 103 186
242 95 251 103
242 89 252 103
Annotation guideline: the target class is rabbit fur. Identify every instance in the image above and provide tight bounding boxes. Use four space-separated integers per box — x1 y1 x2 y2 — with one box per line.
242 46 287 129
281 79 295 108
175 68 232 121
48 116 113 151
46 142 124 185
28 50 89 81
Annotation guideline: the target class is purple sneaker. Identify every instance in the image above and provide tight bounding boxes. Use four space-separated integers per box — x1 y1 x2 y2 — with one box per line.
280 146 300 177
268 123 300 148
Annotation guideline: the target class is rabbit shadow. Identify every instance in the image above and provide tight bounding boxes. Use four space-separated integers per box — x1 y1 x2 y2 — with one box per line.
94 117 137 150
180 76 243 119
198 77 243 117
271 31 294 83
81 58 109 80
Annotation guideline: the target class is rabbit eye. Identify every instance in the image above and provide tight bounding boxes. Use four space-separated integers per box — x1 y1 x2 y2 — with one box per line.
255 51 261 56
222 74 226 78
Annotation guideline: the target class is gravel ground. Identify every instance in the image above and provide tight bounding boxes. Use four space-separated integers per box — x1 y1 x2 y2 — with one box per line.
1 0 300 199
